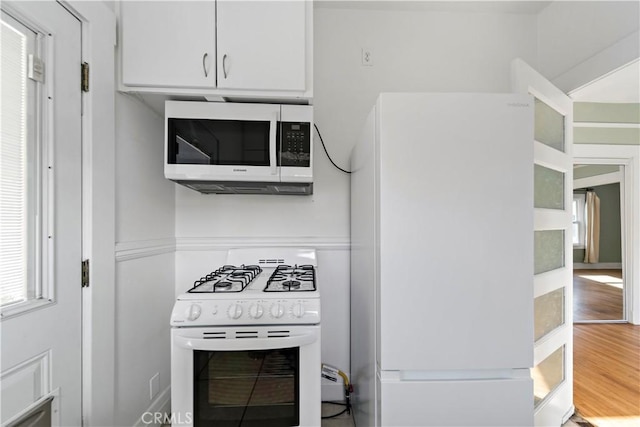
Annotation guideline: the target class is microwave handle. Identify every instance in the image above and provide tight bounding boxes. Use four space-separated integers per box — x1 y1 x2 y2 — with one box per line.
270 113 278 175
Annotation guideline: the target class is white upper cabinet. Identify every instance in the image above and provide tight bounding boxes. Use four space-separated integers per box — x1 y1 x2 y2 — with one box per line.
216 1 306 92
120 1 216 89
118 1 312 101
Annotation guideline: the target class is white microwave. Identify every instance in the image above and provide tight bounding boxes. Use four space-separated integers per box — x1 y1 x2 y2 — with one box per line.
165 101 313 195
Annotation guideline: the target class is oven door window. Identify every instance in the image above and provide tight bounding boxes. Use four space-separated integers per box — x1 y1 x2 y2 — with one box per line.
194 348 299 427
168 118 271 166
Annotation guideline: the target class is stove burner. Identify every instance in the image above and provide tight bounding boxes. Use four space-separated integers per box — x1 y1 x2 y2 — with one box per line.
283 280 301 289
265 264 316 292
188 265 262 293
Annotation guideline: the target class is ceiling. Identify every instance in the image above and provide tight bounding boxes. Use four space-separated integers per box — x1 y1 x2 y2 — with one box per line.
314 1 552 15
570 60 640 103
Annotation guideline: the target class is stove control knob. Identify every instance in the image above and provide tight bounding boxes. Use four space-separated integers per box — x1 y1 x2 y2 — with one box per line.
249 304 264 319
270 303 285 319
187 304 201 321
227 304 243 319
292 302 305 318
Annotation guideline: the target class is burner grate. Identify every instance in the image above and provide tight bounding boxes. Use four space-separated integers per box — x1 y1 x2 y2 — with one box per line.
265 264 316 292
188 265 262 293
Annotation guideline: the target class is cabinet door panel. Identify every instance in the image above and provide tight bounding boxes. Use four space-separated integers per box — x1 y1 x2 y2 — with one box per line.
217 1 306 91
121 1 215 88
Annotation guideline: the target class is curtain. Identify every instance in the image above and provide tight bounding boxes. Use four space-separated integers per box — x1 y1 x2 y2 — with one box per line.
584 191 601 263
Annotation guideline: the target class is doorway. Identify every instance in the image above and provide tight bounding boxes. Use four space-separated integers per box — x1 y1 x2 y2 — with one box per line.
569 59 640 427
572 164 625 322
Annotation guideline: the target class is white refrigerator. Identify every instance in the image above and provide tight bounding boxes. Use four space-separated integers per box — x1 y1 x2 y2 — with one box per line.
350 93 534 426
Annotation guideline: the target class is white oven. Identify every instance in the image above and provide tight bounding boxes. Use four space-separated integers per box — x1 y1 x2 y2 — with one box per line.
170 248 321 427
171 325 320 426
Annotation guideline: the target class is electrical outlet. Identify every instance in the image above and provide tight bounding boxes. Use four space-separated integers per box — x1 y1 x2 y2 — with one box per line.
361 48 373 66
149 373 160 401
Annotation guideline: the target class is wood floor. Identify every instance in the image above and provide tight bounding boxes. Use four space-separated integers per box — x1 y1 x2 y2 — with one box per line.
573 269 623 321
574 323 640 427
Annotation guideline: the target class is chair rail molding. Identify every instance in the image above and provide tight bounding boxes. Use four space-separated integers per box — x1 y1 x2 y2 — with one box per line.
175 236 351 252
115 238 176 262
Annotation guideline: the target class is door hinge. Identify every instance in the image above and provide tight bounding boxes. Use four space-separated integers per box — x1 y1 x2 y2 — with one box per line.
81 259 90 288
81 62 89 92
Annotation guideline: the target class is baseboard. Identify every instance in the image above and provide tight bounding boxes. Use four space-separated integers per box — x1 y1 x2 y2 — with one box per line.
573 262 622 269
133 386 171 427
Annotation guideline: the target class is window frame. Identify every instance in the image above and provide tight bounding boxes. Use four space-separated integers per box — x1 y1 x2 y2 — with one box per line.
1 9 55 319
572 192 586 249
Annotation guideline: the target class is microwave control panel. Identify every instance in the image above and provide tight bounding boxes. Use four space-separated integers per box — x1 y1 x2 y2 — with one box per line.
280 122 311 167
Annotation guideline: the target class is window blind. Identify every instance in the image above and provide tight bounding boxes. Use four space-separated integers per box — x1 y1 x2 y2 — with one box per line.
1 18 28 306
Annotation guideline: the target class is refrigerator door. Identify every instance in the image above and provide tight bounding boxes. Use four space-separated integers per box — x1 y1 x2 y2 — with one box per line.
376 93 533 371
379 374 533 426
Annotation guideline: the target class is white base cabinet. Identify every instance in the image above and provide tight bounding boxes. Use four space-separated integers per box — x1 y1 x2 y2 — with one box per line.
118 1 312 101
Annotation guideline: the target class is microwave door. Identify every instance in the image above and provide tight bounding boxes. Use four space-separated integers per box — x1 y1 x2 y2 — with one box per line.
166 115 280 182
176 135 210 164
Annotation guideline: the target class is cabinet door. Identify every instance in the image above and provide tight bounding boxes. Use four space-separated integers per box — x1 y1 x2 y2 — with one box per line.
121 1 215 89
217 1 306 91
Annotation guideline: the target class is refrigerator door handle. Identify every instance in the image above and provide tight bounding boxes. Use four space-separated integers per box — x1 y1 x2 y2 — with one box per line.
380 368 531 382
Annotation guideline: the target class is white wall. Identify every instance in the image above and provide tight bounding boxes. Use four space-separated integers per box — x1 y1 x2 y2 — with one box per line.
314 5 538 170
537 1 640 81
174 3 538 401
101 0 115 13
115 94 175 426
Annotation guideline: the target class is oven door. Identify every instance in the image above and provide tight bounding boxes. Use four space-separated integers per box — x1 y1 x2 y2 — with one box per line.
165 101 280 182
171 325 320 427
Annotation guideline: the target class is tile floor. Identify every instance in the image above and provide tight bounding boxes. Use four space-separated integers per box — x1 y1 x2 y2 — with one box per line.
321 402 355 427
164 403 584 426
320 402 584 427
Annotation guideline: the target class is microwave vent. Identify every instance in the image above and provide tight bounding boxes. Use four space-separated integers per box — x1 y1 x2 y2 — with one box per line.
230 186 272 194
274 185 312 195
174 180 312 195
184 182 227 193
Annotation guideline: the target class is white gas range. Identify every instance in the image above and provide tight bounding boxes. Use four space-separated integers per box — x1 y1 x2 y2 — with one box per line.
170 248 321 427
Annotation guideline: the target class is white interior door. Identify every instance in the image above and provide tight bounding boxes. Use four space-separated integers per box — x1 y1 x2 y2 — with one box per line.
512 59 575 426
1 1 82 425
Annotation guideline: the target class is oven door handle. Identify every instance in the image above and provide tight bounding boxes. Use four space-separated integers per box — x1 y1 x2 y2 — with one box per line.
174 332 317 351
